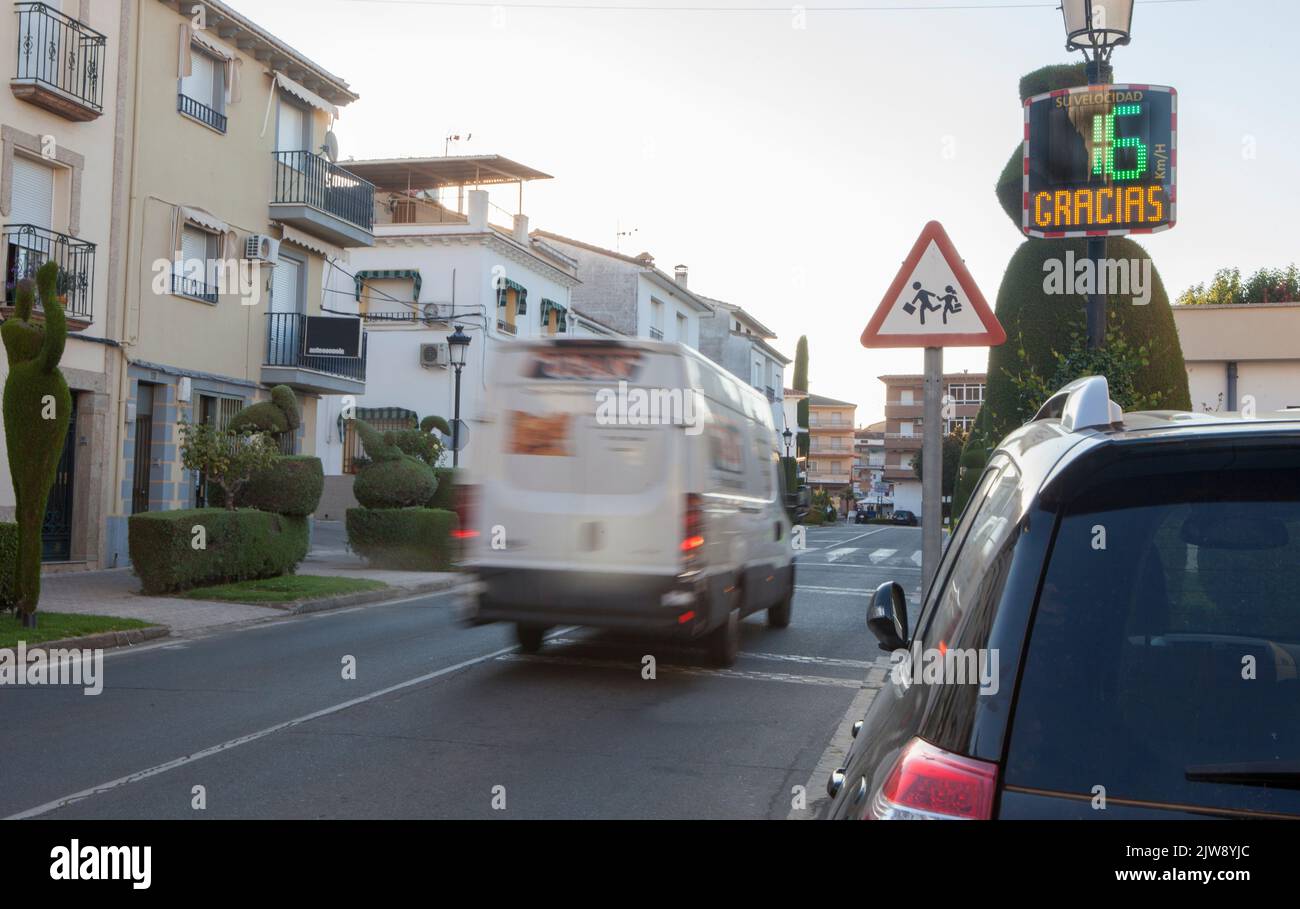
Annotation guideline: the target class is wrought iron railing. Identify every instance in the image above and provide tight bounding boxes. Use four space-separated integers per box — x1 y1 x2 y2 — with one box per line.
177 92 227 132
2 224 95 322
272 151 375 233
264 312 367 381
12 2 107 113
649 327 664 340
171 272 218 304
496 318 517 336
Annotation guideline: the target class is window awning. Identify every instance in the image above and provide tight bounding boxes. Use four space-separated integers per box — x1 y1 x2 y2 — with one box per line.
337 406 418 438
180 205 228 234
541 298 568 331
497 279 527 314
273 71 339 120
355 269 421 302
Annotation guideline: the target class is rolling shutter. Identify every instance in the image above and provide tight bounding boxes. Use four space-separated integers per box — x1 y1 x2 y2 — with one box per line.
10 156 54 230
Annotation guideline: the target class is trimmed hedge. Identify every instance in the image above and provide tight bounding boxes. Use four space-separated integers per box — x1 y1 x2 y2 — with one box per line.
0 522 16 610
129 508 310 595
429 468 456 510
211 455 324 515
345 507 458 571
353 456 438 510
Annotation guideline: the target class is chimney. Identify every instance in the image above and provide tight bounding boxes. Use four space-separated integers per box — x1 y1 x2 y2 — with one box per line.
674 264 688 287
513 212 530 243
467 189 488 229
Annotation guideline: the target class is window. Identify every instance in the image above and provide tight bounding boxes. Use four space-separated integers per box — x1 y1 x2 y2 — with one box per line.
174 224 219 303
831 412 841 425
899 421 914 437
677 312 688 343
178 46 227 132
10 156 55 229
1004 454 1300 816
276 97 309 153
900 389 914 405
649 298 665 340
948 383 985 405
268 252 305 363
945 416 975 435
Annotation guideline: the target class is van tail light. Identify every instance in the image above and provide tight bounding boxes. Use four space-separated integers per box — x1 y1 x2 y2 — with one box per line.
867 738 998 820
681 493 705 566
451 484 479 542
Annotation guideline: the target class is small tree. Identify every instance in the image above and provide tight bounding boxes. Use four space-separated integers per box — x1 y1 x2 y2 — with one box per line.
179 421 278 510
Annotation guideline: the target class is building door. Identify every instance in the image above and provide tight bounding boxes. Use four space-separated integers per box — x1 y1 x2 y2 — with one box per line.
131 383 154 514
41 394 76 561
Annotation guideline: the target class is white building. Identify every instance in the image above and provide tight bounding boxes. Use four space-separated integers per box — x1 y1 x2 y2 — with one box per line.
1172 302 1300 414
532 232 713 349
312 156 580 514
697 295 790 433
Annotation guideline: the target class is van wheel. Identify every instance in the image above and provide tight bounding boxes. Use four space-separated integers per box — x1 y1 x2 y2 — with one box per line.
706 608 740 667
768 586 793 629
515 623 547 654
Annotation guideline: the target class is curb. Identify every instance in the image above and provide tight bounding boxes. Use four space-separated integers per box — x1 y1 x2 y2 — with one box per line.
14 625 172 653
287 576 463 616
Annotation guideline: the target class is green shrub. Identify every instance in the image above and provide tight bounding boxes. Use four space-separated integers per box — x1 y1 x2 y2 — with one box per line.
353 456 439 509
2 262 71 619
212 455 324 515
803 509 825 526
129 508 309 594
228 384 301 435
345 507 458 571
429 468 456 510
0 522 17 611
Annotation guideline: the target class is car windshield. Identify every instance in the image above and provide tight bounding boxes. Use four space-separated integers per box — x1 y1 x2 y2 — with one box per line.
1004 451 1300 815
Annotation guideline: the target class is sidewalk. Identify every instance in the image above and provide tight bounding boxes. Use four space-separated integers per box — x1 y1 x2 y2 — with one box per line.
39 520 459 637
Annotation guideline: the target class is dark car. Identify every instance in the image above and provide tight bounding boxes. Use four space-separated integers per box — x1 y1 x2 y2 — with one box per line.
891 510 918 526
825 376 1300 819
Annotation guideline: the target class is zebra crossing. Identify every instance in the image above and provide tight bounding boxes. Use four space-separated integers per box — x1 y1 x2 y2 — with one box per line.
797 545 925 570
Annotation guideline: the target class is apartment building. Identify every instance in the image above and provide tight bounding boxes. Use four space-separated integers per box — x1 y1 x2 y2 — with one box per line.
878 371 986 514
805 393 856 500
1 0 127 568
532 231 713 348
1172 302 1300 414
854 421 887 506
310 156 581 511
697 294 790 432
103 0 372 564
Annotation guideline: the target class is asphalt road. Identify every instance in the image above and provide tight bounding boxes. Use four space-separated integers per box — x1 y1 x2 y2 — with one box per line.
1 523 925 820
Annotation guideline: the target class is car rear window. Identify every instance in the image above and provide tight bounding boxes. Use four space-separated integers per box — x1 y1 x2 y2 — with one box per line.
1004 452 1300 816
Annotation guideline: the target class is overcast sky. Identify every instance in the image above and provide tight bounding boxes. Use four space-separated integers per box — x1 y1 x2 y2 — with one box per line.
231 0 1297 424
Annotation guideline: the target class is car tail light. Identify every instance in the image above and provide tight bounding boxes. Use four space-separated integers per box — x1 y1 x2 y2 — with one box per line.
681 493 705 566
867 738 998 820
452 484 479 541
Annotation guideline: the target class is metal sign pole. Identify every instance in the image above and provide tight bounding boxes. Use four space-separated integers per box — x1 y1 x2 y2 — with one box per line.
921 345 943 599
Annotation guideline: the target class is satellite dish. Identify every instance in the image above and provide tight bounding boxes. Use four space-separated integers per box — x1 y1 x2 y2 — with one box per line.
322 131 339 162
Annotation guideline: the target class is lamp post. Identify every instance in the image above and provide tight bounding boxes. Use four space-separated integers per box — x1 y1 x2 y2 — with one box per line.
782 427 793 460
446 325 471 468
1060 0 1136 350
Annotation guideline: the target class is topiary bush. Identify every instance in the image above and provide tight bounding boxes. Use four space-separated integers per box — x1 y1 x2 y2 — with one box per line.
956 62 1191 509
353 456 438 509
128 508 309 595
429 468 456 511
211 455 324 515
0 522 17 612
2 262 72 625
345 507 458 571
228 384 301 435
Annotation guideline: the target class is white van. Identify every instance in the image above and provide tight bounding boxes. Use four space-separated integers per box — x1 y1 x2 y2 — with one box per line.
460 338 796 665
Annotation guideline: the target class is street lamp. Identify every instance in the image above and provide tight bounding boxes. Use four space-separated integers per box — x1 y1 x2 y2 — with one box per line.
1060 0 1136 350
782 427 793 459
446 325 471 467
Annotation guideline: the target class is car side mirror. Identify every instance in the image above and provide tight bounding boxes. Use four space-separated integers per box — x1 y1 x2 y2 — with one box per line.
866 581 908 652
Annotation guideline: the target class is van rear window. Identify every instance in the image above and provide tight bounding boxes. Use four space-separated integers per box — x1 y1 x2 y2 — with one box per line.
528 348 643 382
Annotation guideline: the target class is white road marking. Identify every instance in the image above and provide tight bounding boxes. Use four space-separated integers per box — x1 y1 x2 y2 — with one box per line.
742 651 875 670
796 585 868 597
497 653 862 688
910 550 924 567
868 548 896 563
824 547 859 562
5 631 545 820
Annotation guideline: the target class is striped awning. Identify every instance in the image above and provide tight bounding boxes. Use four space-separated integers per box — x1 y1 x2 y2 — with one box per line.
355 269 422 302
336 406 418 440
497 279 527 314
541 298 567 331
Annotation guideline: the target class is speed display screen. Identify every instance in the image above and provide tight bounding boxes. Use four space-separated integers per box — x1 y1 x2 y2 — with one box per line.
1022 83 1176 238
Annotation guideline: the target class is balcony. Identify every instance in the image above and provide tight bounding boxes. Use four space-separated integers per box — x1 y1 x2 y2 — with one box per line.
262 312 366 395
177 92 226 133
884 401 924 420
2 224 94 328
496 318 517 336
10 2 106 121
270 151 375 248
884 433 922 451
170 271 218 305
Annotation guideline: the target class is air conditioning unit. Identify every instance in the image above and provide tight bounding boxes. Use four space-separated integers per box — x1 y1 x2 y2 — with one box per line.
245 234 280 264
420 303 448 323
419 342 448 369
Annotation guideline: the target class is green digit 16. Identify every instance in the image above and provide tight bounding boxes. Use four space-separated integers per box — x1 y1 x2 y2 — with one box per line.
1092 104 1147 180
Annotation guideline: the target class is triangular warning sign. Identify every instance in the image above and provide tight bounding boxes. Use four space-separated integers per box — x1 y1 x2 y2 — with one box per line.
861 221 1005 349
